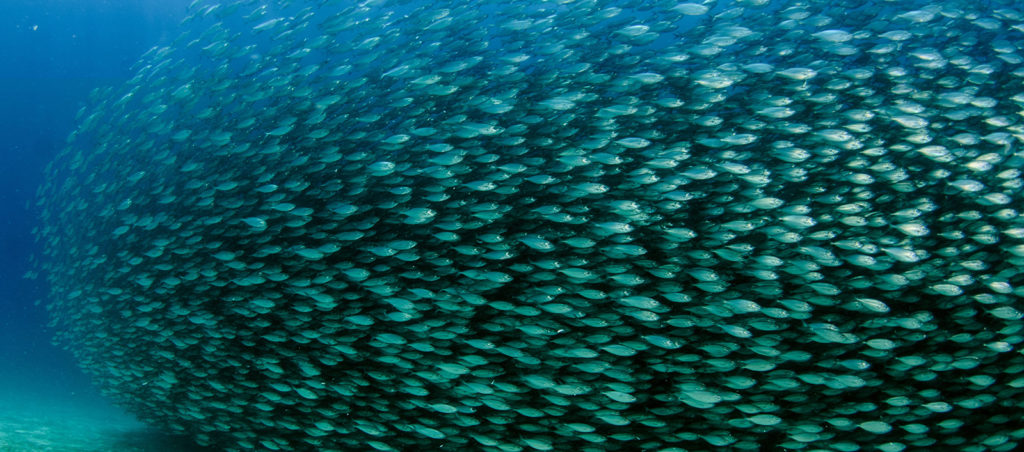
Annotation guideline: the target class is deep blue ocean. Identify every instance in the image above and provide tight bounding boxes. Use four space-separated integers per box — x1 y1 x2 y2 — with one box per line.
0 1 198 449
8 0 1024 450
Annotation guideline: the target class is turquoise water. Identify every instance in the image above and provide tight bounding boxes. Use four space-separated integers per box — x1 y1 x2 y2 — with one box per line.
1 1 196 450
12 0 1024 450
0 355 190 451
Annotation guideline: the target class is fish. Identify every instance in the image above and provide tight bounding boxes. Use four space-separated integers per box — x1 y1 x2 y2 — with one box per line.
31 0 1024 450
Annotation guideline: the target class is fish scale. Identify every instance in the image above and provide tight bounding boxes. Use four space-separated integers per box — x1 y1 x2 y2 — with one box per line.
31 0 1024 450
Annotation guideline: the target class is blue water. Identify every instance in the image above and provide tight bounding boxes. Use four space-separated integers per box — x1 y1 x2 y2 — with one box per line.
0 1 196 449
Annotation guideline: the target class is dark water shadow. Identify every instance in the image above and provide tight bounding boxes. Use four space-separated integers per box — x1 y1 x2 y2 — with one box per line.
107 428 222 452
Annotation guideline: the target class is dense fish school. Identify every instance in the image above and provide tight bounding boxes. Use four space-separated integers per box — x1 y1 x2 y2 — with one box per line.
32 0 1024 450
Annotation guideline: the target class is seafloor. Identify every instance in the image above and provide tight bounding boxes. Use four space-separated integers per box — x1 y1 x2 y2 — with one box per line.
0 371 205 451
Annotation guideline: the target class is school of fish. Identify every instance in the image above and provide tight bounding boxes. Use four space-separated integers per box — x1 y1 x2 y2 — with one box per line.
31 0 1024 450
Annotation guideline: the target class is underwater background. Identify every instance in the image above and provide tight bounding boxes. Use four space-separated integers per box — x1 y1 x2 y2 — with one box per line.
0 1 200 450
8 0 1024 450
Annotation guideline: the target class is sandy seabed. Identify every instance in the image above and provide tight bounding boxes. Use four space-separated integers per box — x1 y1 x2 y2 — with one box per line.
0 378 204 452
0 410 210 452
